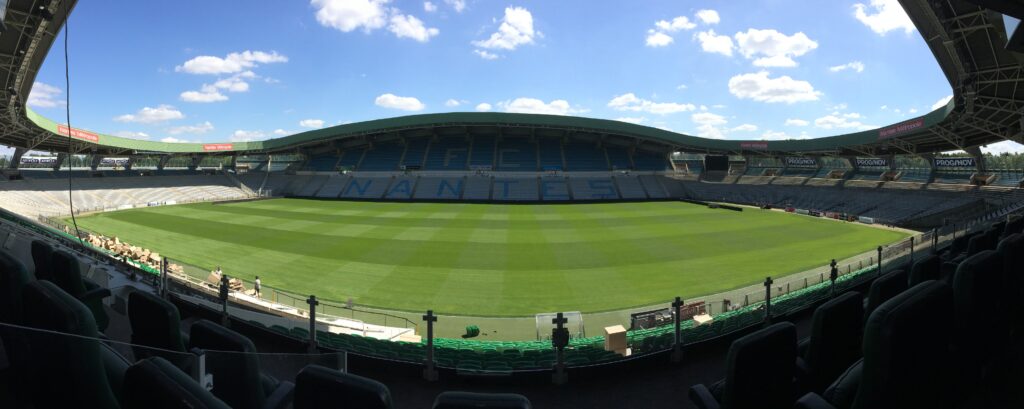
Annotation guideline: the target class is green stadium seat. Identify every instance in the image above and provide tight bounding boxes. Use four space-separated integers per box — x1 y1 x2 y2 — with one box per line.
864 269 908 320
49 250 111 331
294 365 393 409
799 291 863 394
128 290 191 371
690 322 798 409
122 357 230 409
30 240 55 282
188 319 294 409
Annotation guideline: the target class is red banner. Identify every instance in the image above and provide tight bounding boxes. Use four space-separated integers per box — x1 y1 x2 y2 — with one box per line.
56 125 99 142
202 143 234 151
740 142 768 150
878 118 924 139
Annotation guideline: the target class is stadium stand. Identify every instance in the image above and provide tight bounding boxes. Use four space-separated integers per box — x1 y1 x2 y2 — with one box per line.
638 175 668 198
497 138 538 171
606 146 632 171
564 141 608 171
614 175 648 199
423 138 470 170
360 141 405 171
414 177 465 200
462 175 493 200
539 177 571 201
337 147 365 170
401 139 429 169
341 176 392 199
468 136 496 170
538 138 565 171
492 177 539 201
314 175 350 198
305 154 340 172
384 175 418 199
569 177 620 200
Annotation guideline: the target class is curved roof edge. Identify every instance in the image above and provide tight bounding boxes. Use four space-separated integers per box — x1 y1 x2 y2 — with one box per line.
25 100 955 156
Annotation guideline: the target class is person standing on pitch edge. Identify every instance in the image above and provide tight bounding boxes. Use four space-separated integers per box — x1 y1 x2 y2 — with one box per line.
254 276 262 299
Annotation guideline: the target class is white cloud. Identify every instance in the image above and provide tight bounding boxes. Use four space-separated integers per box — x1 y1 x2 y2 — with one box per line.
473 49 499 60
731 124 758 132
607 93 696 114
175 51 287 75
160 137 192 143
475 103 492 112
676 84 688 90
423 1 436 12
473 7 536 51
374 93 426 111
696 9 720 25
444 99 461 107
655 16 696 32
829 61 866 73
931 94 953 110
167 121 214 135
727 71 822 103
691 112 728 139
645 31 674 47
27 82 63 108
114 105 185 124
734 29 817 67
694 29 734 56
981 140 1024 155
273 129 289 136
230 130 268 142
299 119 326 128
498 98 585 116
388 14 439 42
854 0 915 35
908 108 918 114
814 112 874 130
180 85 228 103
760 130 810 140
614 116 646 124
785 118 809 126
113 131 150 140
443 0 466 12
311 0 389 33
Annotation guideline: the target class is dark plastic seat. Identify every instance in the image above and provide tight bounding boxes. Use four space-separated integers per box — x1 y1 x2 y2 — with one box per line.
799 291 864 394
863 269 908 320
0 250 30 324
432 391 533 409
187 319 294 409
122 357 230 409
997 233 1024 335
689 322 798 409
21 280 127 408
952 250 1005 384
294 364 392 409
30 239 55 281
1003 217 1024 237
794 281 954 409
49 250 111 330
907 254 940 286
128 290 190 369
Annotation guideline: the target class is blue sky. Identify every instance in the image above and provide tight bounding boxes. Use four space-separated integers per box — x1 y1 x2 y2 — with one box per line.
20 0 1023 153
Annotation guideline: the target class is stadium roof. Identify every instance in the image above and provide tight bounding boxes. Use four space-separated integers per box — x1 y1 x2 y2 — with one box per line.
0 0 1022 158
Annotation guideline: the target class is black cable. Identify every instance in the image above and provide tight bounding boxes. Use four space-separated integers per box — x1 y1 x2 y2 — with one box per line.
61 1 84 245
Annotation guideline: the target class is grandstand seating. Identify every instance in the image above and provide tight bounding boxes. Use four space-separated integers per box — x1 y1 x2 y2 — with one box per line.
863 269 908 320
294 365 393 409
305 154 339 172
614 176 648 199
314 175 349 198
799 291 863 394
414 177 465 200
991 169 1024 187
462 176 492 200
188 319 295 408
337 148 365 170
423 137 470 170
933 169 974 185
569 177 619 200
689 322 799 409
492 177 539 201
898 168 933 183
341 177 392 199
539 177 570 201
497 138 537 171
535 138 563 171
295 175 328 196
359 142 404 171
383 175 418 199
633 150 669 171
638 175 668 198
127 291 190 370
606 146 632 170
401 138 429 169
469 136 496 170
563 141 608 171
123 357 231 409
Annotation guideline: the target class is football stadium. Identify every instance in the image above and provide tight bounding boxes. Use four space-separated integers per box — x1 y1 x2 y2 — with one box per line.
1 0 1024 408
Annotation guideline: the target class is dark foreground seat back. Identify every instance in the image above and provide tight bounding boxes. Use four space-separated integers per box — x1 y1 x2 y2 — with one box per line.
432 391 532 409
188 319 294 409
22 280 122 409
128 290 188 367
49 250 110 330
853 280 954 409
908 254 940 286
690 321 798 409
0 250 30 324
30 240 54 281
952 250 1005 376
122 357 230 409
864 269 908 319
294 365 392 409
965 229 998 256
803 291 864 393
997 234 1024 301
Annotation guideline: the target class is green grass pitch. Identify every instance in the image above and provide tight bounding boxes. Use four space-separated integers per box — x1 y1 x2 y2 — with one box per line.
72 199 908 316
